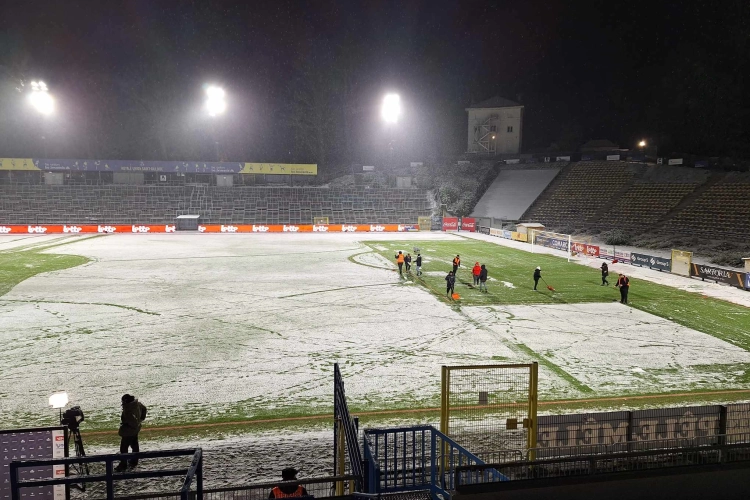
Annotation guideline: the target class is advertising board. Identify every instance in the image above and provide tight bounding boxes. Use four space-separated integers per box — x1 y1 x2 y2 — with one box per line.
671 249 692 276
746 272 750 290
0 427 66 500
461 217 476 232
690 263 746 288
0 224 418 235
600 247 614 260
503 230 512 239
606 154 621 161
631 252 671 272
511 231 528 242
442 217 458 231
489 228 502 237
537 406 722 449
614 250 631 264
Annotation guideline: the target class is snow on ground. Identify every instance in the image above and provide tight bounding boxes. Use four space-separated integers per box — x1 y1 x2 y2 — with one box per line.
462 303 750 394
1 232 749 432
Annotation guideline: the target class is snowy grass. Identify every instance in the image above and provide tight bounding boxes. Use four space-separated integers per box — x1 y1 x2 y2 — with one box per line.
370 239 750 350
1 233 749 433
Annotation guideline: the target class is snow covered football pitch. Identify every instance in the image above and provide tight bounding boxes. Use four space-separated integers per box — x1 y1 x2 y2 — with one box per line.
2 231 750 432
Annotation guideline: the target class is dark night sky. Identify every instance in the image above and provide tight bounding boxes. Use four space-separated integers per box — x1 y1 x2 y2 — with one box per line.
0 0 748 166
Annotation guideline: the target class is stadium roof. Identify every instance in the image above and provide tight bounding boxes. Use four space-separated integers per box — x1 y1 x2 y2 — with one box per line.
581 139 620 150
466 96 523 109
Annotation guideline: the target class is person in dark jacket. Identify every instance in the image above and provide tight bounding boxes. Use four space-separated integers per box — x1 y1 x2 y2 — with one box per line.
415 253 422 276
405 253 412 273
115 394 147 472
445 271 456 298
479 264 488 292
601 262 609 286
533 266 541 291
616 273 630 304
269 467 309 498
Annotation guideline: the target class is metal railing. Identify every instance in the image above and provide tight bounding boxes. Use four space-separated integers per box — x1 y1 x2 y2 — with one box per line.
10 448 203 500
454 441 750 488
363 425 506 499
334 363 364 492
112 474 359 500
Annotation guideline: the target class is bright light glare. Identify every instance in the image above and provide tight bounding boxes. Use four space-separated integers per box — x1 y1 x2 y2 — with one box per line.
205 86 226 117
28 81 54 115
639 140 647 147
381 93 401 123
49 391 68 409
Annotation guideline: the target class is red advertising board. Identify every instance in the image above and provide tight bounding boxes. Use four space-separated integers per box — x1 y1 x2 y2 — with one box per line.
442 217 458 231
585 244 600 257
0 223 420 235
572 241 601 258
461 217 476 232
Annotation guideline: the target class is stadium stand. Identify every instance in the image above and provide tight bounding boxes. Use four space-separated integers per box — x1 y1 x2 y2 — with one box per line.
666 172 750 240
521 162 643 229
0 185 432 225
593 182 700 231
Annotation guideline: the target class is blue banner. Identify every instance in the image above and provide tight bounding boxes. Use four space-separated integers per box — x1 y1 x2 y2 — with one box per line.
746 272 750 290
34 159 245 174
535 235 569 252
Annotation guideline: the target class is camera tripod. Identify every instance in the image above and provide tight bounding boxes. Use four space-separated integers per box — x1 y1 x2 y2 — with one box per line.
67 427 90 491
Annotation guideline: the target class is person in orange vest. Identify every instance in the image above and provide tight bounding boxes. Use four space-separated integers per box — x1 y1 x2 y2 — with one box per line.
395 251 405 276
269 467 309 498
615 273 630 304
472 262 481 286
452 255 461 274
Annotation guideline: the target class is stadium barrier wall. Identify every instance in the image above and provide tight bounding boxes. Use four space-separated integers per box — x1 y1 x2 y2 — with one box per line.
0 223 419 235
511 231 527 242
690 263 747 289
536 403 750 450
631 252 671 272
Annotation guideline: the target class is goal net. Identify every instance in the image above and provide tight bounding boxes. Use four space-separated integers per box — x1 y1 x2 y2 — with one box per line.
313 216 329 224
441 363 538 455
530 230 592 263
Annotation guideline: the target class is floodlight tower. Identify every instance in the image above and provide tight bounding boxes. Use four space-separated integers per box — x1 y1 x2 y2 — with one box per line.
381 93 402 169
205 85 226 161
28 81 54 157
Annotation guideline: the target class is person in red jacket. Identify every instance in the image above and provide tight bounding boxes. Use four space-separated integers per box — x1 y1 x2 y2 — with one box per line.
269 468 309 498
472 262 481 286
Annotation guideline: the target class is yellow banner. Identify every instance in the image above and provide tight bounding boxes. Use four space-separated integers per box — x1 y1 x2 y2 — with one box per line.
241 163 317 176
511 231 528 242
0 158 38 171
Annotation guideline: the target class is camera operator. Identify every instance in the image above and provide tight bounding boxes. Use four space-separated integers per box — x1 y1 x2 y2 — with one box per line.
116 394 148 472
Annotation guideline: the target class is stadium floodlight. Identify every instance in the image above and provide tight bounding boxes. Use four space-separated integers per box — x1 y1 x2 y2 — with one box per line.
28 80 54 115
49 391 69 409
205 85 226 117
638 140 646 147
381 93 401 124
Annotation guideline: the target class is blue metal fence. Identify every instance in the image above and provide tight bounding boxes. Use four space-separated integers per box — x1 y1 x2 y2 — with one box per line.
363 425 505 500
10 448 203 500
